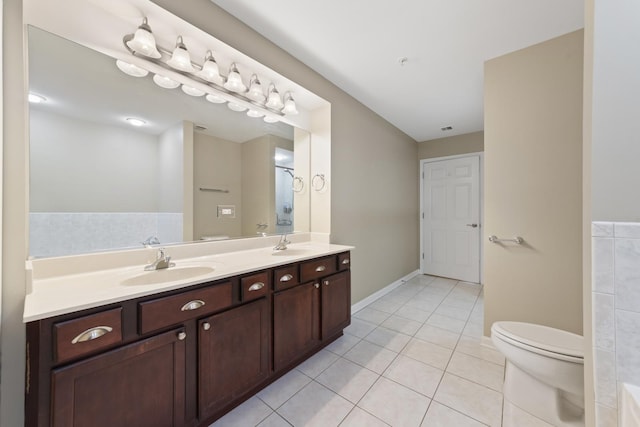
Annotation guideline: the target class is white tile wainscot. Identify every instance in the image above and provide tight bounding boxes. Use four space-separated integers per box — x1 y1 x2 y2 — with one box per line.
592 221 640 427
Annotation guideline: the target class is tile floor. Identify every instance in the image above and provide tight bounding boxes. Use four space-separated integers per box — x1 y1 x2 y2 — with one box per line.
211 275 508 427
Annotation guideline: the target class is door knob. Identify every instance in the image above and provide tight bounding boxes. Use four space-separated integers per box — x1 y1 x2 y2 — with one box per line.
466 223 478 228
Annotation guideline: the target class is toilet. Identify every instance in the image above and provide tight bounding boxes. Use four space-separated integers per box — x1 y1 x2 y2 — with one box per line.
491 321 584 427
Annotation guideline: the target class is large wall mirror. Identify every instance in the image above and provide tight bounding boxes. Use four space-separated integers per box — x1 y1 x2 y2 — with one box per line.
28 26 312 258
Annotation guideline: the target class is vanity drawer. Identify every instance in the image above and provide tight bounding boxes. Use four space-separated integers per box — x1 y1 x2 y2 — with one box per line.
240 271 270 302
338 252 351 271
274 265 299 291
53 307 123 364
300 256 337 282
139 281 233 334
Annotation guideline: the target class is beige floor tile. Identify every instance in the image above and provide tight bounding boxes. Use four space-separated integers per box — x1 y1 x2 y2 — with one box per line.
325 333 362 356
340 407 390 426
434 304 471 321
256 412 292 427
368 298 403 314
381 315 423 335
296 349 339 378
343 340 398 374
503 400 553 427
353 307 392 325
414 324 460 349
421 401 487 426
433 373 503 427
277 381 353 427
344 318 378 338
455 335 505 366
316 358 379 403
383 355 444 398
364 326 412 352
426 314 466 334
404 297 442 312
462 321 484 337
401 338 453 370
395 305 433 323
257 369 311 409
210 396 272 427
446 352 504 392
441 296 476 310
359 377 431 427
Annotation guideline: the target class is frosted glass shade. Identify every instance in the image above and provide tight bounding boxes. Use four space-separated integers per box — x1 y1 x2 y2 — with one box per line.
126 18 161 59
116 60 148 77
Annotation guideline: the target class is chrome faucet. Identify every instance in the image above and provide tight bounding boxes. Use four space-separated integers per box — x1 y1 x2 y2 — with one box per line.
273 234 290 251
142 236 160 248
144 248 175 271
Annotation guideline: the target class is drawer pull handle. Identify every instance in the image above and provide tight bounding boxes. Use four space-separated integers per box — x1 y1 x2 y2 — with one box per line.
314 283 320 289
177 331 187 341
315 265 326 272
324 280 330 286
248 282 265 291
71 326 113 344
280 274 294 282
342 259 350 265
202 322 211 331
181 299 206 311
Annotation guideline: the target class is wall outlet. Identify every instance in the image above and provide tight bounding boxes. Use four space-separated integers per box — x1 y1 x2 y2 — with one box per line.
217 205 236 218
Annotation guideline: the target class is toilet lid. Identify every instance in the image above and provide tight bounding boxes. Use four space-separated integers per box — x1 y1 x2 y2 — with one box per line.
492 321 583 359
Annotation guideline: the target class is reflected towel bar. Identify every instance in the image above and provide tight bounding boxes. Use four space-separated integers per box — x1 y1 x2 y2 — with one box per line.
199 187 229 193
488 235 524 245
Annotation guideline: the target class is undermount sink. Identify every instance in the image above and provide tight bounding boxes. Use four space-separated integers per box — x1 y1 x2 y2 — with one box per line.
121 266 215 286
271 249 310 256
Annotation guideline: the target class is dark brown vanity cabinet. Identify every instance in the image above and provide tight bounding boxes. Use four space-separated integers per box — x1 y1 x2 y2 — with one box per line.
25 251 350 427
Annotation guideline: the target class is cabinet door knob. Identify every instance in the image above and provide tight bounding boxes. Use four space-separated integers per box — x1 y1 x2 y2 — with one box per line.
248 282 265 291
315 265 326 272
177 331 187 341
202 322 211 331
341 259 350 265
280 274 293 282
323 280 330 286
314 283 320 289
181 299 205 311
71 326 113 344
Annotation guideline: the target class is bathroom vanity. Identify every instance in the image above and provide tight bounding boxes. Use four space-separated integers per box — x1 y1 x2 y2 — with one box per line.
24 242 352 427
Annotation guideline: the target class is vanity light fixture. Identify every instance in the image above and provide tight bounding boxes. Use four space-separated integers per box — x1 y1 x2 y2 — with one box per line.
28 93 47 103
181 84 205 97
152 74 180 89
265 84 284 110
121 18 301 120
125 17 161 59
126 117 146 126
282 92 299 115
223 63 247 93
167 36 195 72
115 59 148 77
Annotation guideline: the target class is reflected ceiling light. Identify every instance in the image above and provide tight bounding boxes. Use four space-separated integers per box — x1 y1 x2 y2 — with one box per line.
282 92 299 115
247 75 266 103
167 36 195 72
263 116 280 123
125 17 161 59
197 51 224 85
152 73 180 89
28 93 47 104
126 117 146 126
223 63 247 93
116 59 148 77
205 93 226 104
181 84 205 97
227 102 247 112
247 109 264 118
265 84 284 110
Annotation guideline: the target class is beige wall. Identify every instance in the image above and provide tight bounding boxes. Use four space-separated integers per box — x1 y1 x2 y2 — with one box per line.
193 132 242 239
484 30 584 336
241 135 274 236
417 131 484 160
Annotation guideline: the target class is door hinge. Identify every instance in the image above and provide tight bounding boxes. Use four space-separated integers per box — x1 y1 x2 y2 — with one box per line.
421 212 424 219
422 253 424 259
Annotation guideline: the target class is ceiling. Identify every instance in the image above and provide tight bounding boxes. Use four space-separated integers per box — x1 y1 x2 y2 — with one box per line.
210 0 584 141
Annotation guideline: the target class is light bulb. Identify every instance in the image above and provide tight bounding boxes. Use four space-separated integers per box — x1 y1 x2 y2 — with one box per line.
167 36 195 72
265 84 284 110
125 17 161 59
152 74 180 89
205 93 226 104
197 51 224 85
247 109 264 118
282 92 299 115
227 103 247 112
181 85 205 97
126 117 146 127
116 60 148 77
223 63 247 93
247 75 265 103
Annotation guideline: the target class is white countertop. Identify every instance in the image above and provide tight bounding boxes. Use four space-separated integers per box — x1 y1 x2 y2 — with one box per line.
24 241 353 322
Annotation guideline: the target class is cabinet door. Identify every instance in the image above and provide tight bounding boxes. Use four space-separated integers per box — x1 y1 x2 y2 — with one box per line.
199 298 270 419
51 328 186 427
273 282 320 371
321 271 351 340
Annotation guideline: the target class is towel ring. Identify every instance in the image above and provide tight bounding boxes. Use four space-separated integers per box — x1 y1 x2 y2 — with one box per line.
312 174 326 191
292 176 304 193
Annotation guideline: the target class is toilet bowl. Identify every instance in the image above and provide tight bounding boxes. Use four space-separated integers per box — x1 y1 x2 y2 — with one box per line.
491 321 584 427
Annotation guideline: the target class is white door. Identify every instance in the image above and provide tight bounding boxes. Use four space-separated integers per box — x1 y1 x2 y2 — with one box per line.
422 155 480 283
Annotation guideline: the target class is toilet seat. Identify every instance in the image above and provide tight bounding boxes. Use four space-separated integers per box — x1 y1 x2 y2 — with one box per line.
492 321 583 363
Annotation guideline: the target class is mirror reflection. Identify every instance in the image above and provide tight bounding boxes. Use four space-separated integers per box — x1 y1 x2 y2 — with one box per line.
28 26 310 258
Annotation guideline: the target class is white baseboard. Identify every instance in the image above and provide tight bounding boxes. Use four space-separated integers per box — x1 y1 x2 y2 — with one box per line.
351 269 421 314
481 335 495 349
